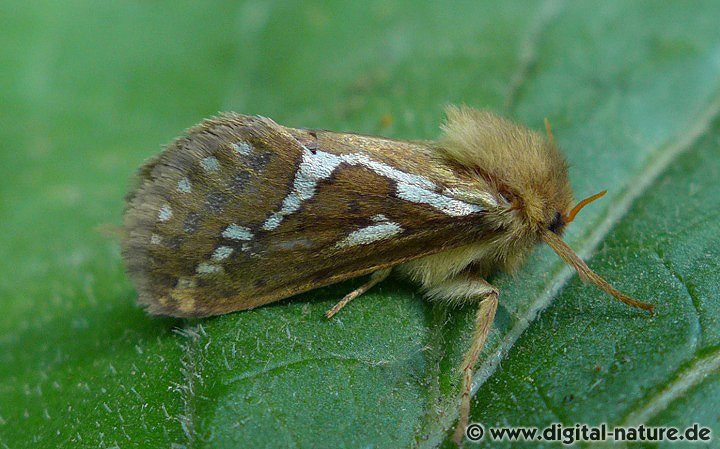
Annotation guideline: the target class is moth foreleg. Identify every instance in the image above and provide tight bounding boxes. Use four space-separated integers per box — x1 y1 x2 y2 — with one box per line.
325 269 392 319
426 277 498 446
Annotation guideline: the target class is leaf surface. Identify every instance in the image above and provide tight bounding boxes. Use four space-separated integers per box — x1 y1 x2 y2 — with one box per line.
1 1 719 448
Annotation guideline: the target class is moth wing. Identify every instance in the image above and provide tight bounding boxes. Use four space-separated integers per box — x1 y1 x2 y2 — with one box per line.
122 114 495 317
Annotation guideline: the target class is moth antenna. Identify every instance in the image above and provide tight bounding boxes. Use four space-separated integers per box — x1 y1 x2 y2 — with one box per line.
564 190 607 223
544 117 555 146
542 230 654 315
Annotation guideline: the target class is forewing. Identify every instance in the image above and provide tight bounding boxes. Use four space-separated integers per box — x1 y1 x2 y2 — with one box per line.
122 114 494 317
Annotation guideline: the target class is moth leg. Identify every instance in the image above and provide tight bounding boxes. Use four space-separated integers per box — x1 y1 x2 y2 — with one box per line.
426 277 498 446
325 269 391 319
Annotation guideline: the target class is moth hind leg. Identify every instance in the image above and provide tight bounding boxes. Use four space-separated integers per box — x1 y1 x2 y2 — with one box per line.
325 269 391 318
425 277 499 446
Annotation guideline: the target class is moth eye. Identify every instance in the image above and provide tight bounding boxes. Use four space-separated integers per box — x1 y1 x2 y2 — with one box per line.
548 211 565 234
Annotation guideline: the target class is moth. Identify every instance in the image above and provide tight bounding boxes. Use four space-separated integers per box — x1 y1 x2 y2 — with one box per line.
122 106 653 445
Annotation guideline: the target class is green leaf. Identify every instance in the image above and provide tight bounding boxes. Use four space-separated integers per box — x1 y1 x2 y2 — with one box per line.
1 1 719 448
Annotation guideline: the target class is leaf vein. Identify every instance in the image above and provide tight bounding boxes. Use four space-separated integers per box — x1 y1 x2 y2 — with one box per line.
621 348 720 427
653 248 703 348
503 0 566 113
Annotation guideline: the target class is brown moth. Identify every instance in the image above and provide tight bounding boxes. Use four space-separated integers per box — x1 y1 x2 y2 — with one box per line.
122 106 653 445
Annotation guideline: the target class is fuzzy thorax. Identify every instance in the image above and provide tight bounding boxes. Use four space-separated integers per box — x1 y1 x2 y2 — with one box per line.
439 106 573 232
399 106 574 293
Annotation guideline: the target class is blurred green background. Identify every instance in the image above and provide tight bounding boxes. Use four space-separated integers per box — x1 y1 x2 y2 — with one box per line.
1 1 719 448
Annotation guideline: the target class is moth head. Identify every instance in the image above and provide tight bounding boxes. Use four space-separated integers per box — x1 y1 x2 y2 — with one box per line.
439 105 573 238
439 106 653 315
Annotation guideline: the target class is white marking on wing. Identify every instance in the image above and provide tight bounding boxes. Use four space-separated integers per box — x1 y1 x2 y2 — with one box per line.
200 156 220 172
222 224 253 241
443 188 498 208
341 153 435 189
396 183 484 216
336 221 403 248
233 141 253 156
177 177 192 193
158 205 173 222
196 263 222 274
262 148 484 230
211 246 234 261
262 149 343 230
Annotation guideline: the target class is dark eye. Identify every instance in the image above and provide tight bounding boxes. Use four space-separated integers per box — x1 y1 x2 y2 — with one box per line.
548 211 565 234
